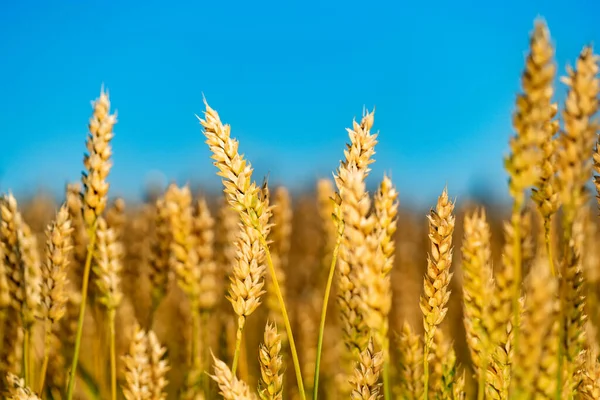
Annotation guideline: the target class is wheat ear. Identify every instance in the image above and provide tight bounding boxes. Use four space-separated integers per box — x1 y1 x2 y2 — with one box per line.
38 205 73 394
0 194 41 386
461 208 494 399
510 257 558 398
67 88 116 400
349 337 384 400
361 174 398 400
210 354 257 400
420 187 455 399
93 217 123 400
6 373 40 400
122 323 151 400
198 101 308 398
527 19 560 277
555 46 599 396
397 322 423 400
258 322 284 400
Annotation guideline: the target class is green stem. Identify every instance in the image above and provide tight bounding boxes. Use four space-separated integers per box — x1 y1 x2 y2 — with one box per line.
231 317 246 376
259 234 306 400
191 308 201 370
201 311 210 397
23 325 30 385
423 344 430 400
66 224 98 400
108 309 117 400
38 320 52 395
382 336 391 400
312 227 343 400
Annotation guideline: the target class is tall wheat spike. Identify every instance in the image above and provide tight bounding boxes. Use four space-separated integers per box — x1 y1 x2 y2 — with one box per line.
420 187 455 398
67 88 117 400
38 205 73 393
199 101 273 377
526 20 560 276
333 111 377 394
555 45 599 393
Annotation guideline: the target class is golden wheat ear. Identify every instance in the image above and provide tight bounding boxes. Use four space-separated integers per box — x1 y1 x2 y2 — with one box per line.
210 353 256 400
460 208 494 396
258 321 284 400
121 323 151 400
397 322 423 400
5 372 41 399
349 337 384 400
147 330 170 400
510 257 558 398
420 187 455 399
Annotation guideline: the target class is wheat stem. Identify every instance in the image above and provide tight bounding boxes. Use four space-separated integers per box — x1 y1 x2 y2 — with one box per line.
37 320 52 395
231 317 246 376
259 234 306 400
23 326 30 385
191 309 201 370
201 310 210 397
66 224 97 400
423 346 430 400
382 338 391 400
108 309 116 400
313 223 343 399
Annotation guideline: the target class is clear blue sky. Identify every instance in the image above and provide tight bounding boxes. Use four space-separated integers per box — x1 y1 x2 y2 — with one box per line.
1 0 598 206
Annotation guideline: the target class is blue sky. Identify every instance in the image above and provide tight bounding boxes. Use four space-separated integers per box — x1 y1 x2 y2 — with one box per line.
1 0 598 207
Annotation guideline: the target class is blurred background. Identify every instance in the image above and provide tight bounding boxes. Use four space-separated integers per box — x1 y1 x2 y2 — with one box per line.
1 0 599 208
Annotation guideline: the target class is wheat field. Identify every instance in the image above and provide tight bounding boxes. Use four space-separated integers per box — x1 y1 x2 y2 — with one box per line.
0 19 599 400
